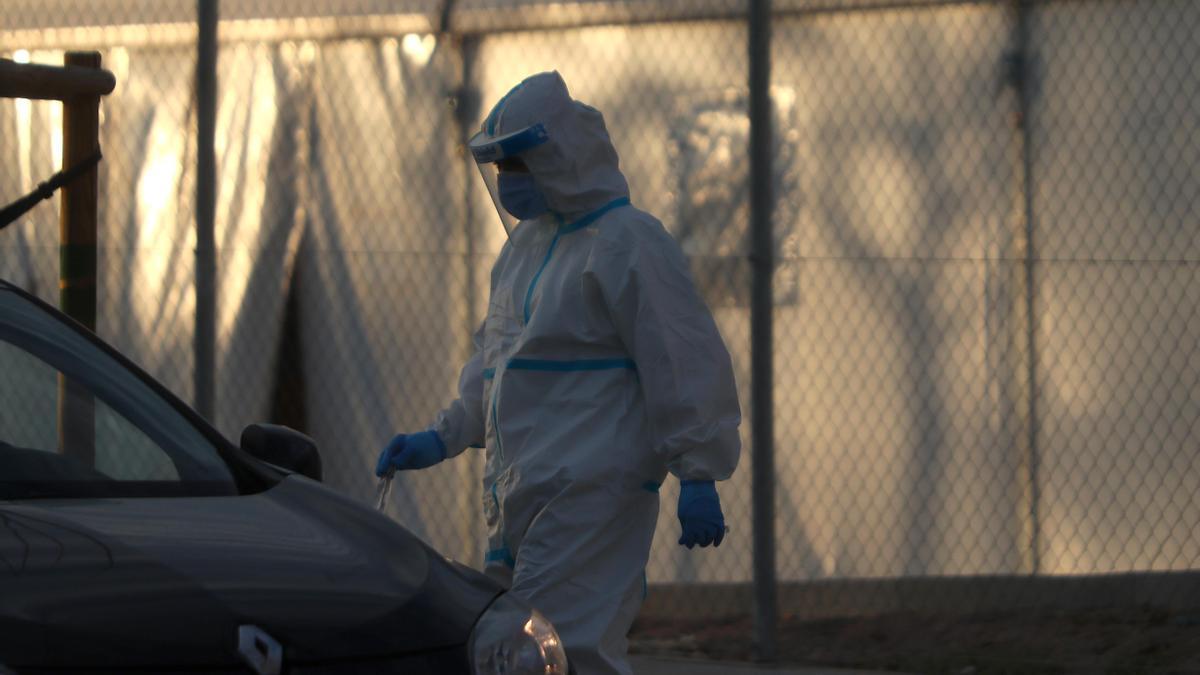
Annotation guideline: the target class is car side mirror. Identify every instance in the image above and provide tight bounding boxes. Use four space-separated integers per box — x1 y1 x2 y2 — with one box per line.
240 423 322 482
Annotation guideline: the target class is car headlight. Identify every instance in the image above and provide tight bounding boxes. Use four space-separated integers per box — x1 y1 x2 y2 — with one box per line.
469 593 568 675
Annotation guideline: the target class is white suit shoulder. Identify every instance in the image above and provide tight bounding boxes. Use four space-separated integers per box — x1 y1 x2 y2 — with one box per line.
594 205 674 245
589 205 691 274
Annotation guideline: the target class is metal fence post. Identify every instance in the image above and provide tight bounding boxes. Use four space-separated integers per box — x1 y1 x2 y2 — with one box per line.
1004 0 1041 576
195 0 218 422
749 0 778 662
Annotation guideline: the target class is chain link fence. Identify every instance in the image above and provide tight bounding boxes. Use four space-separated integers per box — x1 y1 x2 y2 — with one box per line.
3 0 1200 669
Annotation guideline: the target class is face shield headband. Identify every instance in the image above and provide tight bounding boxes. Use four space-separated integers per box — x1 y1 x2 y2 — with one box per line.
467 123 550 238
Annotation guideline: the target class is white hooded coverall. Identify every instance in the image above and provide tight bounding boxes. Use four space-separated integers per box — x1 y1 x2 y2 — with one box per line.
431 71 741 674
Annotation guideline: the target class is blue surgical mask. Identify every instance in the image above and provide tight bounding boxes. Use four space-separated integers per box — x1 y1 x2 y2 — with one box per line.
497 172 548 220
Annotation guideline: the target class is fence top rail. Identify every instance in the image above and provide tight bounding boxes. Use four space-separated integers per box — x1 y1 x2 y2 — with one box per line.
0 56 115 101
0 0 999 50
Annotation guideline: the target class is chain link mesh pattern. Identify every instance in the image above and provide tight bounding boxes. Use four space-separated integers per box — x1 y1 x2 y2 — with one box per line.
3 0 1200 666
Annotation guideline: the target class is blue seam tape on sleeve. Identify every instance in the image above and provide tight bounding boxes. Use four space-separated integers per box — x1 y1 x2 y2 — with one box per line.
507 357 636 372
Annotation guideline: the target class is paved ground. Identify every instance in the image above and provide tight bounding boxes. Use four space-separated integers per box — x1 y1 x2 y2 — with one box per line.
630 655 906 675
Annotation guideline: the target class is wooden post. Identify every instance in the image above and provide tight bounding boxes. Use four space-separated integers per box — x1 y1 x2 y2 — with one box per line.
57 51 103 467
0 57 116 100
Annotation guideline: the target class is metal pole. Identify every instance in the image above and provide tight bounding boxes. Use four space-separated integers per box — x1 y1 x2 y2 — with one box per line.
455 33 484 551
749 0 778 662
195 0 218 422
1007 0 1041 576
58 51 102 467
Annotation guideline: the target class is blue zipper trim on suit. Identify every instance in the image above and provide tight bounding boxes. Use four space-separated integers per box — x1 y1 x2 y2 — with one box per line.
523 231 562 323
484 485 513 567
486 546 515 568
521 196 632 324
507 357 637 373
491 388 504 461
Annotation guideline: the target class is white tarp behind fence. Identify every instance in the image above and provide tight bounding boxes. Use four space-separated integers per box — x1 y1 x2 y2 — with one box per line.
3 1 1200 611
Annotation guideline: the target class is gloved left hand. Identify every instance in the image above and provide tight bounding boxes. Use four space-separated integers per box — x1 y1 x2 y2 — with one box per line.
374 430 446 476
677 480 726 549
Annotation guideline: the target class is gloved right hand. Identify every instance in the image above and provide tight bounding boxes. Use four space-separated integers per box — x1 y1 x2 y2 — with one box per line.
677 480 726 549
374 430 446 476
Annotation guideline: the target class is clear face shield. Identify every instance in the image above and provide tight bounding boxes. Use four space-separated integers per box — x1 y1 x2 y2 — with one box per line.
467 123 549 238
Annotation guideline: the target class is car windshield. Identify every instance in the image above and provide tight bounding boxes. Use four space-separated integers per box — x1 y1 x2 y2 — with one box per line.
0 287 237 499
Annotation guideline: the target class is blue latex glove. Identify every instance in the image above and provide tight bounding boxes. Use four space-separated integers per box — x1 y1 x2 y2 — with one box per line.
374 430 446 476
677 480 726 549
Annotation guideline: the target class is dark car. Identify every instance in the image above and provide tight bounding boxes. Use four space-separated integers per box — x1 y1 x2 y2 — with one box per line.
0 278 567 674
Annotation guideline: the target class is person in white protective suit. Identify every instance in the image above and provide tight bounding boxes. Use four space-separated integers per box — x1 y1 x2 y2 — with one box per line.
375 71 741 674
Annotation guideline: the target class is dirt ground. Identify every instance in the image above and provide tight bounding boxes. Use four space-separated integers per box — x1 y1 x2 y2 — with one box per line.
629 606 1200 674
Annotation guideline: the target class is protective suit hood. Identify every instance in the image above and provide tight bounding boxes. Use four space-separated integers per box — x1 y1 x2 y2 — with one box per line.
482 71 630 220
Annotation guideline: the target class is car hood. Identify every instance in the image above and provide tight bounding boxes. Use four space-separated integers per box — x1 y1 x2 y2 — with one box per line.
0 475 501 669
